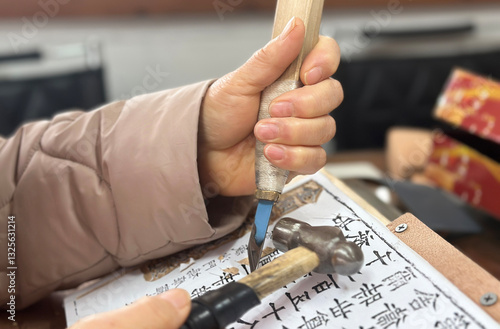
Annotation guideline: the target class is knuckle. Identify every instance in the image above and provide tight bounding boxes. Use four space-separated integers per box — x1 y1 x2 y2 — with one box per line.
295 90 317 117
320 116 336 144
317 148 327 168
252 44 271 67
321 36 341 73
330 116 337 138
320 35 339 55
330 38 341 59
304 147 326 174
291 147 304 168
293 147 326 174
277 119 293 142
330 78 344 104
329 39 341 69
330 78 342 92
283 146 299 168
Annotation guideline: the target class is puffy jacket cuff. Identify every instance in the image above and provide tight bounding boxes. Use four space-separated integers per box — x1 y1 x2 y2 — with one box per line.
102 80 251 265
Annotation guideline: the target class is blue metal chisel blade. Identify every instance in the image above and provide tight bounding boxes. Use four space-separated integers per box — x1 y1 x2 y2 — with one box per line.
254 200 274 245
248 200 274 272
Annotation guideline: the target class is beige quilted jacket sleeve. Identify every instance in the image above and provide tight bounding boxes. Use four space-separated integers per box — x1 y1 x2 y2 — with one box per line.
0 80 253 309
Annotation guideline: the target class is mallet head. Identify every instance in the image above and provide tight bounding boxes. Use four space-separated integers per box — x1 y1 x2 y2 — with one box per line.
272 217 364 275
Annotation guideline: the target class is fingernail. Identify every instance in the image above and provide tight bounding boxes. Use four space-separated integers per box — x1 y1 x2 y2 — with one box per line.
270 101 293 117
256 123 279 140
279 17 296 41
304 67 323 85
159 289 190 310
265 145 285 161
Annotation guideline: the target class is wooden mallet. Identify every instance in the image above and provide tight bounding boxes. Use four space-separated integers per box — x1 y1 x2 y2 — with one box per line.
180 218 364 329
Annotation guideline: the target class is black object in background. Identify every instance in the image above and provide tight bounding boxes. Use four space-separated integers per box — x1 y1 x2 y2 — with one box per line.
392 180 483 234
332 49 500 150
0 50 106 137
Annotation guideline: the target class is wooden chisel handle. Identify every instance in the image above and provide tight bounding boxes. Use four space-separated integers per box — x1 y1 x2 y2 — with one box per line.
255 0 325 201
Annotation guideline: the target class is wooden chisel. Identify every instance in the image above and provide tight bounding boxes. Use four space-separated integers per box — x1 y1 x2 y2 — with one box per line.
248 0 325 272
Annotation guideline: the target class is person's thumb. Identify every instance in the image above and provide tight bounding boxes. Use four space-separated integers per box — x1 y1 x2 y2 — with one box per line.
71 289 191 329
229 16 305 95
125 289 191 329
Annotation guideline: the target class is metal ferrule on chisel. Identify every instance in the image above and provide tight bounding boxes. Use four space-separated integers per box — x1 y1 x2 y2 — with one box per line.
248 0 325 273
250 81 303 272
254 190 281 202
255 80 303 201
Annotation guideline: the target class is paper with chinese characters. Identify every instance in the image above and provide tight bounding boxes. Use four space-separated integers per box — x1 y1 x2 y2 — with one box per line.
64 172 499 328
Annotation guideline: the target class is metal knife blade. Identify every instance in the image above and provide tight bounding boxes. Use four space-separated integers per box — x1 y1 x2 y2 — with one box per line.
248 200 274 272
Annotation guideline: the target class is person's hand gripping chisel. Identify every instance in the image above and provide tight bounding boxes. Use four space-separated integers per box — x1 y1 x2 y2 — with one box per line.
200 16 343 270
69 18 342 329
198 16 342 209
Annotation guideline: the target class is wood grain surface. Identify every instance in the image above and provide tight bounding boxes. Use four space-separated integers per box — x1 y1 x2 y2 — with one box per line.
270 0 324 82
239 246 320 300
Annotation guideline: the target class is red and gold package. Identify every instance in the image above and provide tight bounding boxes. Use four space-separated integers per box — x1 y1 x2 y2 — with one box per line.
425 133 500 219
427 68 500 219
435 69 500 144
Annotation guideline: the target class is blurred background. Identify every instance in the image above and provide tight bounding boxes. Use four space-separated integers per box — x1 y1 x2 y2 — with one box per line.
2 4 500 325
1 0 500 152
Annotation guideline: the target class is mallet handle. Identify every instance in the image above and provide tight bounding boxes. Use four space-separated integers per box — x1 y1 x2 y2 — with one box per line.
255 0 325 196
182 246 320 329
240 246 320 300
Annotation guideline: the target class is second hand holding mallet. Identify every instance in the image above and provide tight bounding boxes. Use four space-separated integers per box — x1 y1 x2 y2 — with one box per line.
181 218 364 329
